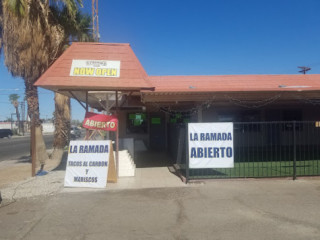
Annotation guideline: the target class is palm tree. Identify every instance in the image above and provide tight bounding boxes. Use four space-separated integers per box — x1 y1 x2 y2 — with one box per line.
0 0 84 170
50 6 92 161
9 93 21 134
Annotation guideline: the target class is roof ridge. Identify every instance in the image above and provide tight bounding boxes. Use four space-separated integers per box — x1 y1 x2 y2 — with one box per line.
71 42 130 46
149 74 320 77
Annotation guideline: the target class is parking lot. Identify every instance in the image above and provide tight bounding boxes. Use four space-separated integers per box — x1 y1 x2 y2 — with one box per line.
1 178 320 240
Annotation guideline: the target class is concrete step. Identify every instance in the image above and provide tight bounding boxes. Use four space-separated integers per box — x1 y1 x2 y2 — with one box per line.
118 150 136 177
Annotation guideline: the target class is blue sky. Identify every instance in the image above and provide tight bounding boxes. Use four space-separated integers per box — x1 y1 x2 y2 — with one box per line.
1 0 320 121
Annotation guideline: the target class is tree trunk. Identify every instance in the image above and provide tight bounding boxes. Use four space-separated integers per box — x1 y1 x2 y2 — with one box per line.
25 81 48 169
14 106 21 134
51 92 71 165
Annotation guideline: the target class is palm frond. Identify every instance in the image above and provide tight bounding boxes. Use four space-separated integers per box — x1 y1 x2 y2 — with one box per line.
4 0 26 17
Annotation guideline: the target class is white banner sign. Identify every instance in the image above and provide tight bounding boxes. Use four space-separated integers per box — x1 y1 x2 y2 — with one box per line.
64 140 110 188
70 60 120 78
188 123 234 168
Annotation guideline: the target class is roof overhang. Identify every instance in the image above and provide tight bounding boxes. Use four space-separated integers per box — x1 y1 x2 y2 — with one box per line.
34 42 155 109
141 74 320 103
141 90 320 103
34 42 320 110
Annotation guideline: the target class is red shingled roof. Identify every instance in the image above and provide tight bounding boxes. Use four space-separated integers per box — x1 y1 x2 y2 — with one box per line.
147 74 320 93
35 42 320 96
34 42 154 91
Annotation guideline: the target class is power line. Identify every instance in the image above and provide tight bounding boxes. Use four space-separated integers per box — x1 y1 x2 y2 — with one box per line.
0 88 20 91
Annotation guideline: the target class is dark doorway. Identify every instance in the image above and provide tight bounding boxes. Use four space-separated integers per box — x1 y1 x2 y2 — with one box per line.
149 112 166 150
134 150 174 168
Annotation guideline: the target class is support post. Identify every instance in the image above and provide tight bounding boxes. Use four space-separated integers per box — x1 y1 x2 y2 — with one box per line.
85 91 89 140
31 114 36 177
115 90 119 177
106 93 110 140
293 121 297 180
69 91 86 110
197 106 203 122
185 123 189 183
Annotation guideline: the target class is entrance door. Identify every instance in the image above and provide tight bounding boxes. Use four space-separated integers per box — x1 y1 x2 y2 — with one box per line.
149 113 166 150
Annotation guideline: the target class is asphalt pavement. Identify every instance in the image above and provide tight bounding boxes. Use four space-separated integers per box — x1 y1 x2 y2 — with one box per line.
1 179 320 240
0 134 54 162
1 133 320 240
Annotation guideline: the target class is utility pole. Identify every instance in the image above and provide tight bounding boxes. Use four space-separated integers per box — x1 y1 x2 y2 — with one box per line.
298 66 311 74
20 101 25 135
92 0 99 42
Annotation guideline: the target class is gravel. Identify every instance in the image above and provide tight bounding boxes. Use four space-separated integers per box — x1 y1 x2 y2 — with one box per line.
0 170 65 206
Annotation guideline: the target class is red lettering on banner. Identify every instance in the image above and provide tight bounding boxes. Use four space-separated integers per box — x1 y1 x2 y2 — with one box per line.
83 112 118 131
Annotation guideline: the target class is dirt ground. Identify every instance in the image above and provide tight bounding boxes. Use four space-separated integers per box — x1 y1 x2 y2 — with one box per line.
0 157 62 189
0 161 31 188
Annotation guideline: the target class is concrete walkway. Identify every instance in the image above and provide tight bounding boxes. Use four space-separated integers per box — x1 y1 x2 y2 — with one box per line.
64 149 186 192
0 148 186 200
109 149 185 189
109 167 185 190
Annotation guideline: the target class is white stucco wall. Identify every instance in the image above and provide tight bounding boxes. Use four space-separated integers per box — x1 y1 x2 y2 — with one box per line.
0 122 55 133
42 123 55 133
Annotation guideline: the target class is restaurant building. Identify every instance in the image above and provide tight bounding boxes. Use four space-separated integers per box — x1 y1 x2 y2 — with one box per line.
35 42 320 179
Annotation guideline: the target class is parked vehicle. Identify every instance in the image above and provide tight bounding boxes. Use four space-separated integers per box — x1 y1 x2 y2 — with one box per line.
0 129 13 139
70 126 81 139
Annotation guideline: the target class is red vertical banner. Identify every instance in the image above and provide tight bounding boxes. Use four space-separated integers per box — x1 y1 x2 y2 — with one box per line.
83 112 118 131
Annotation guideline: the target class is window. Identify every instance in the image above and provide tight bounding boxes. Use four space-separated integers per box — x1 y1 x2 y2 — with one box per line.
241 110 260 122
283 110 302 131
218 112 237 122
169 113 190 124
283 110 302 121
127 113 147 133
239 110 261 132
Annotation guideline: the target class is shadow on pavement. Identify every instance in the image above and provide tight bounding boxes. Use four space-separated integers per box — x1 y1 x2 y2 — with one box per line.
50 148 179 178
15 155 31 163
134 150 174 168
52 151 68 171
